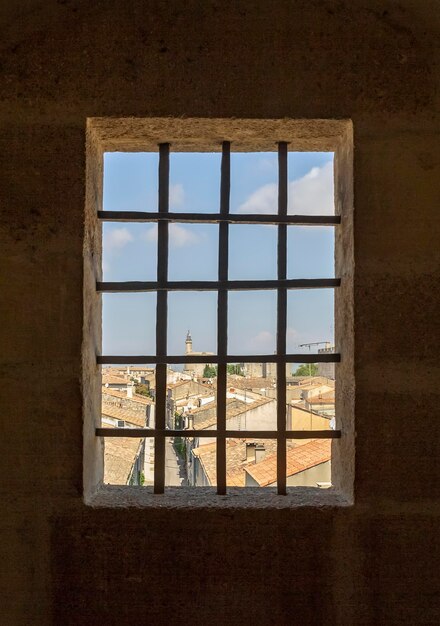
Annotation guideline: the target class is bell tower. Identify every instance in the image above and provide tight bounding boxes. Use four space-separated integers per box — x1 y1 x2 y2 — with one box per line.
185 330 192 354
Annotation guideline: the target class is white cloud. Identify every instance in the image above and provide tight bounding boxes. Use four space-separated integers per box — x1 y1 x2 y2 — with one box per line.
237 161 334 215
142 225 158 243
289 161 334 215
257 157 277 173
286 327 299 344
170 223 199 247
104 227 133 250
169 183 185 209
238 182 277 214
142 223 199 248
249 330 275 352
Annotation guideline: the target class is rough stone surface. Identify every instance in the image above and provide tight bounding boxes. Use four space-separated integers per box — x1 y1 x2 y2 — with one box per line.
1 1 439 624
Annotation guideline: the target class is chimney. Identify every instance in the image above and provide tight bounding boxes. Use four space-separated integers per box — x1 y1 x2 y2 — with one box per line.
246 442 256 462
126 384 133 398
187 414 194 430
255 444 265 464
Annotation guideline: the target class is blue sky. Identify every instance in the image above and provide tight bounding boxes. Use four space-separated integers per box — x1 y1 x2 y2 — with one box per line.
102 151 335 358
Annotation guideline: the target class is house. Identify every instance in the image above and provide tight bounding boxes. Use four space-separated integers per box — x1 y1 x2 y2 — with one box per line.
104 432 146 486
102 371 129 390
244 440 332 488
101 402 146 428
303 390 336 418
287 403 333 432
317 345 336 379
191 438 331 489
166 379 216 428
191 438 281 487
102 387 155 426
185 397 277 485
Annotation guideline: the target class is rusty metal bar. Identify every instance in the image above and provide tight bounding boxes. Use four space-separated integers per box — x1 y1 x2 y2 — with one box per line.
153 143 169 494
216 141 230 495
97 278 341 292
98 352 340 365
98 211 340 226
277 142 288 495
96 428 342 439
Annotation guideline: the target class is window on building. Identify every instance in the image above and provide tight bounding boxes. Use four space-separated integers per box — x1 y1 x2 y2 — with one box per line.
84 119 354 503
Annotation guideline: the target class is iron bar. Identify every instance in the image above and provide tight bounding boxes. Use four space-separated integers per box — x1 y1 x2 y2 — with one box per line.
277 141 288 495
96 428 342 439
97 278 340 292
98 352 340 365
98 210 340 226
216 141 230 495
153 143 169 494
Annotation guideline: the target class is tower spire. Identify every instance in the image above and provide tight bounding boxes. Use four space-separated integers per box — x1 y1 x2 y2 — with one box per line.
185 330 192 354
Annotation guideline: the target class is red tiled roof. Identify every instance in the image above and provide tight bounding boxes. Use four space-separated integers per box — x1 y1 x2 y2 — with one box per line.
101 402 146 427
244 439 331 487
307 391 335 404
104 432 143 485
102 387 152 405
102 374 127 385
192 438 287 487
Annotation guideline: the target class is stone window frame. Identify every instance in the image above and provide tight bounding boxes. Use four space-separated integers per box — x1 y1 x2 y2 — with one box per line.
83 118 354 508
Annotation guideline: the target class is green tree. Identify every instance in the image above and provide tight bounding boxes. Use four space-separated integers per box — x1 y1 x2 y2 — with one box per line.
227 364 243 376
293 363 318 376
134 383 152 397
203 365 217 378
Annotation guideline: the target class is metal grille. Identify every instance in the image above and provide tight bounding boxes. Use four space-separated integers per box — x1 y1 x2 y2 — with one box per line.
96 141 341 495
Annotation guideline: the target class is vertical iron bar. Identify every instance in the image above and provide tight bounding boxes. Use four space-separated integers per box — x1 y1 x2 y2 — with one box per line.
216 141 230 494
154 143 169 494
277 142 288 495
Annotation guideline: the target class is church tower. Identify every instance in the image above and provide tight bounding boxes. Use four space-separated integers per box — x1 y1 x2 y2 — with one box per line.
185 330 192 354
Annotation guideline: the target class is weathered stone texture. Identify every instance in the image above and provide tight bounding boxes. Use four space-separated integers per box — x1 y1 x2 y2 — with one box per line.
1 1 439 624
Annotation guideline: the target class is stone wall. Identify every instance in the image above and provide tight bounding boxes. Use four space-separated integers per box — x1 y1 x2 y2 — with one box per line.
1 1 439 624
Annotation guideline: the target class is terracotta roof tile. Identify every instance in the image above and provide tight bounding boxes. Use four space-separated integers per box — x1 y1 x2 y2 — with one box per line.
102 387 152 405
244 439 331 487
102 374 128 385
101 402 146 428
192 438 289 487
104 433 143 485
307 391 335 404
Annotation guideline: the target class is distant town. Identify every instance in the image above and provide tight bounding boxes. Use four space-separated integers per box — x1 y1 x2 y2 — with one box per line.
102 332 336 489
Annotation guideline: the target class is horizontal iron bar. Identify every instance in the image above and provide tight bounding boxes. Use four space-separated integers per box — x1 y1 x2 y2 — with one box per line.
97 278 341 293
96 428 341 439
98 211 340 226
98 353 340 365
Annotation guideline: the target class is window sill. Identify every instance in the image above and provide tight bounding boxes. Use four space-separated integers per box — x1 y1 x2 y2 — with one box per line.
86 485 352 509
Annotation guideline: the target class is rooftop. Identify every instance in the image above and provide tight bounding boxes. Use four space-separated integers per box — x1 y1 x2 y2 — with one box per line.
102 374 128 386
224 376 276 390
244 439 332 487
104 433 143 485
101 402 146 428
102 387 153 405
192 396 274 431
306 391 335 405
168 379 213 392
192 438 293 487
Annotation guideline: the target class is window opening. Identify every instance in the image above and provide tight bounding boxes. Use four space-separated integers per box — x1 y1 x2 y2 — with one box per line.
97 142 341 495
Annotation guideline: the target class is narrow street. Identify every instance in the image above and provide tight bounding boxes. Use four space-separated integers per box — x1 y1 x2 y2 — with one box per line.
165 438 188 486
